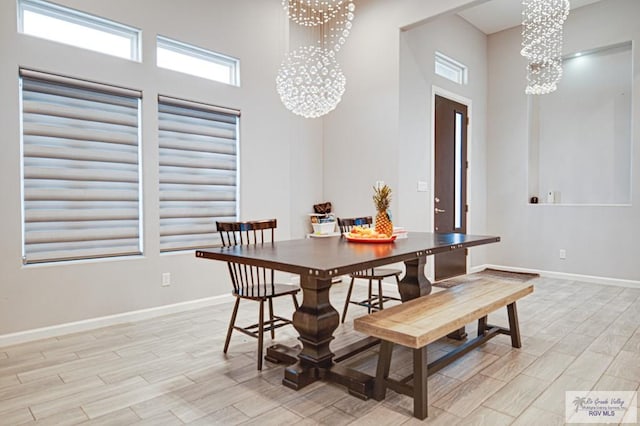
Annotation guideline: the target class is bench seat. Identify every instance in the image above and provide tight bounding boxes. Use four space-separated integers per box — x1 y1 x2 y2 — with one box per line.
353 279 533 419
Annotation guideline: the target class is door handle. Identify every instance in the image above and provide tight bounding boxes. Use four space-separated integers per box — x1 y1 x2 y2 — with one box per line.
435 208 446 213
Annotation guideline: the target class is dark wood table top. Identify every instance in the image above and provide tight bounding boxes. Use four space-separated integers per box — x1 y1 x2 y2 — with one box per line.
196 232 499 279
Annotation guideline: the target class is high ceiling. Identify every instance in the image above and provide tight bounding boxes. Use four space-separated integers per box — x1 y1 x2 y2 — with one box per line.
457 0 602 35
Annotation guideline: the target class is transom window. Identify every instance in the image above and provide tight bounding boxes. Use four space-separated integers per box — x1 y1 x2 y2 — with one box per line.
157 36 240 86
18 0 141 61
435 51 468 85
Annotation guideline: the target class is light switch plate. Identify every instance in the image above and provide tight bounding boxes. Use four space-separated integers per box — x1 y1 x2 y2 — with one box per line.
162 272 171 286
417 181 429 192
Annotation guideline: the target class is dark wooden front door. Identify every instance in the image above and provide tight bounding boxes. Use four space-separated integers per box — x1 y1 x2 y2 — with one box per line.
434 95 468 281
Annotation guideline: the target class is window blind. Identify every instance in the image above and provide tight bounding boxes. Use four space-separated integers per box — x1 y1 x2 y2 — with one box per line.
20 69 142 264
158 95 239 252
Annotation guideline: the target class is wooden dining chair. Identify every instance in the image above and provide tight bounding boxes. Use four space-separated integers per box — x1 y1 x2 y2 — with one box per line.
337 216 402 323
217 219 299 370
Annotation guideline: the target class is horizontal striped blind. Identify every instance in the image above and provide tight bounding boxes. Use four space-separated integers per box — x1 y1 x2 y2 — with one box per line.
158 96 239 252
20 69 142 264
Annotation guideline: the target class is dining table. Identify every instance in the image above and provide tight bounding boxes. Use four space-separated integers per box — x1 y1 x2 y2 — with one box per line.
196 231 499 399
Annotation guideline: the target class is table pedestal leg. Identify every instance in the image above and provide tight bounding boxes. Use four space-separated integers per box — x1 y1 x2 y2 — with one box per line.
398 256 432 301
283 276 339 390
447 328 468 340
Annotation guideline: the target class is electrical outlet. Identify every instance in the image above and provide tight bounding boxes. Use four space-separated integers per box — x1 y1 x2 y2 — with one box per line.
559 249 566 260
162 272 171 286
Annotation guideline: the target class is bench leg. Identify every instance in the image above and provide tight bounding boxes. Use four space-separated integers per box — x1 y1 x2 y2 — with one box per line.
507 302 522 348
373 341 393 401
413 347 428 420
478 315 488 337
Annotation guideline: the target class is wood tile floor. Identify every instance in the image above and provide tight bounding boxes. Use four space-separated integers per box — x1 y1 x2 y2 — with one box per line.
1 276 639 425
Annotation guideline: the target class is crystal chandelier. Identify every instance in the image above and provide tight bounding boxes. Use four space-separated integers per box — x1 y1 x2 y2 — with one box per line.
520 0 570 95
277 0 355 118
276 46 346 118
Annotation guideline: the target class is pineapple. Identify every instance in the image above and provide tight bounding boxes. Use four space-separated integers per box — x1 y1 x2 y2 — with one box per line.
373 184 393 237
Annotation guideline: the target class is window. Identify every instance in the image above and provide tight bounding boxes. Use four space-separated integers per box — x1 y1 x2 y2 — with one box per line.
18 0 141 61
20 69 142 264
454 111 463 229
435 51 468 85
158 96 239 252
157 36 240 86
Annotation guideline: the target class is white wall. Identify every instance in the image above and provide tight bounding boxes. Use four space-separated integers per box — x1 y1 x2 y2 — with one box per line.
486 0 640 281
398 13 489 268
0 0 323 335
534 43 632 205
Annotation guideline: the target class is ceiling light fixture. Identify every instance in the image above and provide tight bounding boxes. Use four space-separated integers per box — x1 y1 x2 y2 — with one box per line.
276 0 355 118
520 0 570 95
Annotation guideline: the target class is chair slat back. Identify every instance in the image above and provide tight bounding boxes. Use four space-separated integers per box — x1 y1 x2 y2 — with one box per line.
216 219 277 296
337 216 373 233
338 216 376 275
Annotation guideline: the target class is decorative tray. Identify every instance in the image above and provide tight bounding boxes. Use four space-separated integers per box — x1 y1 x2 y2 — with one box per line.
344 233 397 243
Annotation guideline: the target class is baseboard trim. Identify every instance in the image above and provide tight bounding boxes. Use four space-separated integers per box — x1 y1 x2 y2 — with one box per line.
0 293 233 347
470 264 640 289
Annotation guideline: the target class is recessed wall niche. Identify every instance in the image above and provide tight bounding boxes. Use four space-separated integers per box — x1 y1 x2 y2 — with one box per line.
528 41 633 205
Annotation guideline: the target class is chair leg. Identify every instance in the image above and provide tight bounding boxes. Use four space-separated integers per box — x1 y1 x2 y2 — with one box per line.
257 300 265 370
377 279 384 311
342 277 355 323
292 294 299 310
268 298 275 339
367 279 373 314
223 297 240 354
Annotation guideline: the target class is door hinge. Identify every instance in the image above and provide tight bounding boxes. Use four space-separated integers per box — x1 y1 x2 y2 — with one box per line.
465 248 469 256
466 161 469 169
466 116 469 126
465 204 469 213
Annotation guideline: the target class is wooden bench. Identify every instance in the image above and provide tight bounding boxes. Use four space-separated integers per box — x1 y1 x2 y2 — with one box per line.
353 280 533 420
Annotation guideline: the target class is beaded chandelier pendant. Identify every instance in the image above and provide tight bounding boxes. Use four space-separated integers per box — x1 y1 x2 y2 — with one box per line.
520 0 570 95
276 0 355 118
